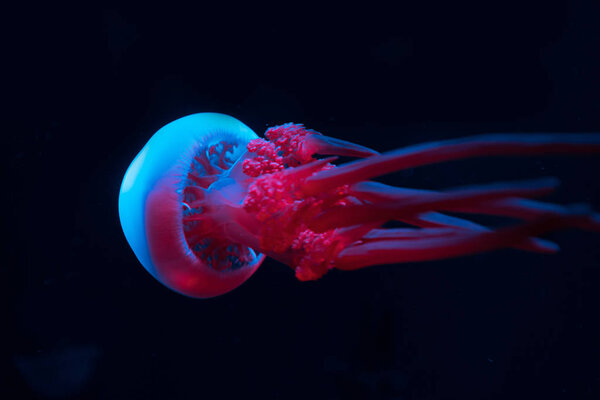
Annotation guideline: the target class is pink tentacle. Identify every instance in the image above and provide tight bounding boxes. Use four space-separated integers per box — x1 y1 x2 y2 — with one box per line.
362 227 459 240
334 211 589 270
309 178 559 233
303 133 600 196
301 133 379 158
346 182 600 232
458 198 600 231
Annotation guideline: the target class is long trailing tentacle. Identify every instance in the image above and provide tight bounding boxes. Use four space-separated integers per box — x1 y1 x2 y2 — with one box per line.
345 181 600 231
303 133 600 196
301 133 380 158
334 209 593 270
360 223 560 254
308 177 560 233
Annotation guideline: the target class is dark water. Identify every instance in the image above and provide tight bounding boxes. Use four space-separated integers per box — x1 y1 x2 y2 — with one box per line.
5 1 600 399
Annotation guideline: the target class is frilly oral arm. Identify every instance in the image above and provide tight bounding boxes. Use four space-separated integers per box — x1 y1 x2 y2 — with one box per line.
242 123 378 177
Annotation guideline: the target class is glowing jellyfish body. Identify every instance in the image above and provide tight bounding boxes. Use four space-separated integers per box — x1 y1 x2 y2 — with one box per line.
119 113 600 298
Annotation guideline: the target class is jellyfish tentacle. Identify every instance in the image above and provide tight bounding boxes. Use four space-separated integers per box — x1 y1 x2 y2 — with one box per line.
329 179 572 254
300 133 379 158
402 211 488 230
303 133 600 196
399 211 560 253
457 198 600 232
349 182 600 231
333 210 591 270
308 177 560 233
363 227 460 240
359 227 553 252
349 181 435 202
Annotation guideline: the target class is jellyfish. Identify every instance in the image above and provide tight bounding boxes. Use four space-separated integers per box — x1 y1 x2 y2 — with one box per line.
118 113 600 298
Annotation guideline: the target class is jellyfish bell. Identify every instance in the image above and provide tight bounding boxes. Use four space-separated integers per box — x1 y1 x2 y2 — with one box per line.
119 113 266 298
120 113 600 299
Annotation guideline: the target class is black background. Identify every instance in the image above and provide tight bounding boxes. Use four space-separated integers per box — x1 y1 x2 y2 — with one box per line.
5 1 600 399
